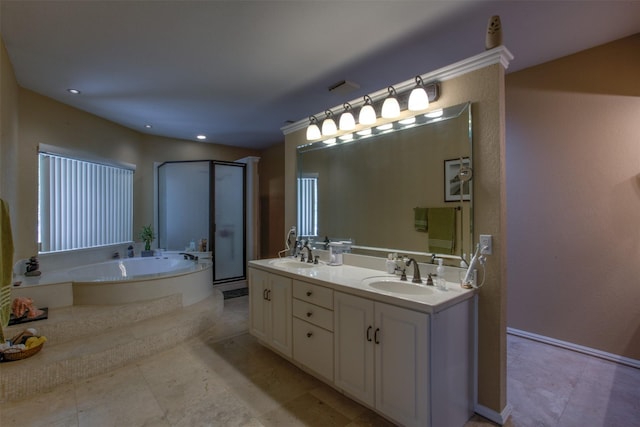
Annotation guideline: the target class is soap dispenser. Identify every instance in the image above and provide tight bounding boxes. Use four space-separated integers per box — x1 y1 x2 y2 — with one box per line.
386 254 396 274
436 258 447 290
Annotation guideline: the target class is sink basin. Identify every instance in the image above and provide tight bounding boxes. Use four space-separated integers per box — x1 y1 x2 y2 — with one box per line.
269 259 324 269
362 277 434 295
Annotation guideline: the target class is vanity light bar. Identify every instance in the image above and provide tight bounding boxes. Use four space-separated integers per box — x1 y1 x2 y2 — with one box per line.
305 81 440 141
300 107 446 150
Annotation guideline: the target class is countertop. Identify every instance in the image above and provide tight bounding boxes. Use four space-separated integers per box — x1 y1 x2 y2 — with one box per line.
249 258 476 314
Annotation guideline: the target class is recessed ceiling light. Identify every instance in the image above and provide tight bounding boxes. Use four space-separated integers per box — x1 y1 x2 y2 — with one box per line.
196 134 207 140
144 124 152 129
67 88 81 94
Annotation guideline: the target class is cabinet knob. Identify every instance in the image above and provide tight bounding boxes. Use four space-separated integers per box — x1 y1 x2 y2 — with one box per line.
306 332 313 338
306 312 313 317
306 291 312 297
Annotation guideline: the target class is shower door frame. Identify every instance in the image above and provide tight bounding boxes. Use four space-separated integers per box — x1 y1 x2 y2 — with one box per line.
157 160 247 285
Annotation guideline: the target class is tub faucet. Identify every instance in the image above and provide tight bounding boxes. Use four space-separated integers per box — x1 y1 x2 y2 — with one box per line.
179 252 198 261
113 252 120 259
405 258 423 284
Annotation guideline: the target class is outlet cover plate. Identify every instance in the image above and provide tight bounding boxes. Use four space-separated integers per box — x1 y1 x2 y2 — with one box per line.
480 234 492 255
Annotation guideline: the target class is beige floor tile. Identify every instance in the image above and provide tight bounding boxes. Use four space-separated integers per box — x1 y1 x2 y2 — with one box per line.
139 344 255 426
74 363 166 426
258 392 351 427
5 296 638 427
556 358 640 427
309 383 371 421
0 382 79 427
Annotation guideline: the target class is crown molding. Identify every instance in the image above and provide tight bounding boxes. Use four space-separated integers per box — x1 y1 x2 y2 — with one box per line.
281 46 514 136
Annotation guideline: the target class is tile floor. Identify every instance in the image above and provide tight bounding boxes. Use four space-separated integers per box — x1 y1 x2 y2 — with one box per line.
1 295 638 426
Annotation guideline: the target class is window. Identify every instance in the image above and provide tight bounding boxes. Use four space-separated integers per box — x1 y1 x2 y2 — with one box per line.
38 150 134 253
297 176 318 237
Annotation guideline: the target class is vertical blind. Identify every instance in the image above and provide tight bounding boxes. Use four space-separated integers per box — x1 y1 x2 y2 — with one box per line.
39 153 134 252
297 177 318 237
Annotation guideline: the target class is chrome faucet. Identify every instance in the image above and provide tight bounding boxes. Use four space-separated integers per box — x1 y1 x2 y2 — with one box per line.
291 239 302 258
301 241 313 263
405 258 423 284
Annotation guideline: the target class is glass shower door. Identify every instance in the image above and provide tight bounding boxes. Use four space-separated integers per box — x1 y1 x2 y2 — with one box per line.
213 162 246 282
158 161 210 252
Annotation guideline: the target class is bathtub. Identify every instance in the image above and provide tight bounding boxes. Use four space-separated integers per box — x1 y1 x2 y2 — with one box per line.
12 257 214 308
68 257 201 282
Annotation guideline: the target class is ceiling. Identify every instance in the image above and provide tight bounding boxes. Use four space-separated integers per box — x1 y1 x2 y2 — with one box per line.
2 1 639 150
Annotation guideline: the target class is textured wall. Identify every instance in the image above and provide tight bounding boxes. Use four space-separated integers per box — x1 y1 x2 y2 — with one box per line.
258 143 285 258
9 86 257 260
506 34 640 360
0 37 19 229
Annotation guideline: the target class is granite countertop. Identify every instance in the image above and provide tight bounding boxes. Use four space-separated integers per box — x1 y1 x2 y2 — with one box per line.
249 258 476 314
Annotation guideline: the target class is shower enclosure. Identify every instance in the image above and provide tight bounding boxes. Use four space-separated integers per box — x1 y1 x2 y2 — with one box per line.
157 160 246 284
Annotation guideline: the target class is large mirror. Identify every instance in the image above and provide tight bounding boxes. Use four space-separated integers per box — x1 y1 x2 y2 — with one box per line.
297 102 473 264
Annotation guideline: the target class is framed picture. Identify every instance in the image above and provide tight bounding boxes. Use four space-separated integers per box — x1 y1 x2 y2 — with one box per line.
444 157 471 202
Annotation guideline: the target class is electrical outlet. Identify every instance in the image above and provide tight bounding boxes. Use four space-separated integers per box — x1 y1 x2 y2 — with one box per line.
479 234 492 255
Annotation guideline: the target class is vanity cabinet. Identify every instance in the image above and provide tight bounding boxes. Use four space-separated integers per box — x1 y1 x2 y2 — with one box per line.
292 280 334 381
248 268 292 357
248 263 474 427
334 292 429 427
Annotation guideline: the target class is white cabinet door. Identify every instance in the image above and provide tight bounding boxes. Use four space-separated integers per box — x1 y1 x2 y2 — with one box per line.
375 302 429 427
269 273 292 357
249 268 269 342
248 268 292 357
334 292 375 407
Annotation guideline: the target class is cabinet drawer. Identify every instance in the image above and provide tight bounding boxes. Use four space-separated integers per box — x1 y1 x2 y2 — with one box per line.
293 318 334 381
293 299 334 331
293 280 333 309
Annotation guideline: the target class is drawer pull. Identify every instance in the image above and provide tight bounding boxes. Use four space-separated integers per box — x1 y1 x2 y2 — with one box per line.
306 332 313 338
374 328 380 344
306 291 313 297
306 311 313 317
366 325 372 342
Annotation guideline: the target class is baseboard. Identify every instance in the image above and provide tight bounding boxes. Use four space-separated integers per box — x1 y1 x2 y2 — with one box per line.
507 327 640 370
475 402 512 425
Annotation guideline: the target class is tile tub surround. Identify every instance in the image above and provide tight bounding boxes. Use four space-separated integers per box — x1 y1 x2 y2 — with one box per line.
2 296 638 426
11 257 214 308
0 292 227 402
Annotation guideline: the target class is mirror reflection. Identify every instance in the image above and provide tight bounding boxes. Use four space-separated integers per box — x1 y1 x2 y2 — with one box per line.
297 102 473 263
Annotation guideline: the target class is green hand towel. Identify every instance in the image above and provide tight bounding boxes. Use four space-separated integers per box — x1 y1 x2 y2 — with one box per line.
414 207 428 232
1 198 14 331
427 207 456 254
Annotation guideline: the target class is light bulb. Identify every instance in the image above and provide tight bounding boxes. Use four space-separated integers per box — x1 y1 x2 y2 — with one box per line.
322 119 337 136
408 87 429 111
306 116 321 140
408 76 430 111
381 86 400 119
359 95 377 125
339 103 356 131
359 105 376 125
